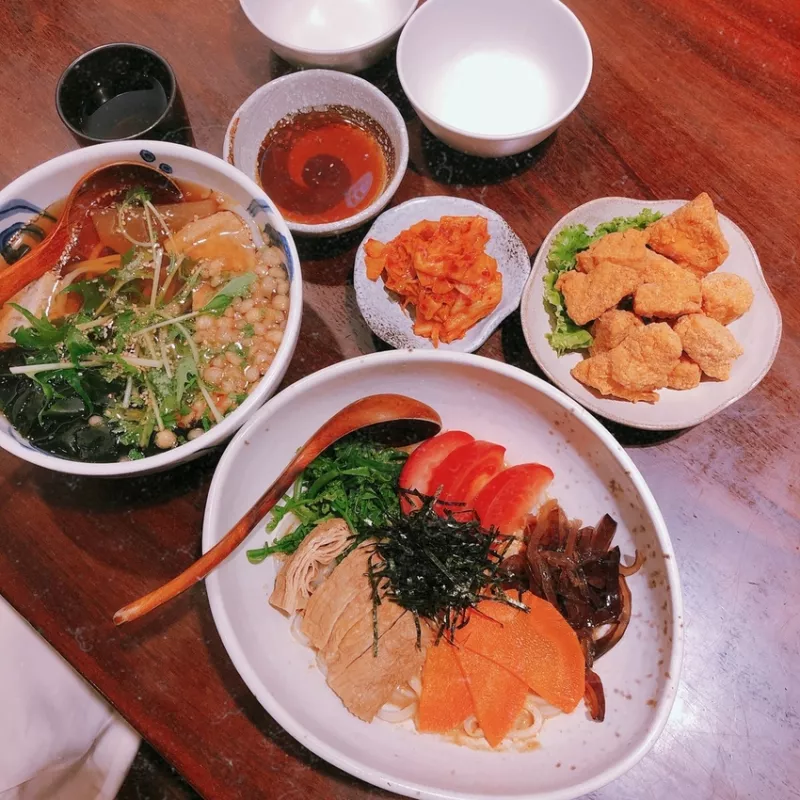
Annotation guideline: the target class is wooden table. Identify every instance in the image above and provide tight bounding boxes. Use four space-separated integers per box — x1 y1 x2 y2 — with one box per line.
1 1 799 798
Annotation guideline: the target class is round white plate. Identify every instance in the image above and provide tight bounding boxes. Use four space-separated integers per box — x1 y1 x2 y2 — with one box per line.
203 350 683 800
354 197 530 352
520 197 782 430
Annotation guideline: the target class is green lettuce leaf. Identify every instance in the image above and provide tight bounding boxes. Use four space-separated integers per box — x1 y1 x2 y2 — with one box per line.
543 209 662 356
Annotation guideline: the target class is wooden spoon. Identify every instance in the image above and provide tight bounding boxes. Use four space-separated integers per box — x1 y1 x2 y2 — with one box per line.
0 161 181 306
113 393 442 625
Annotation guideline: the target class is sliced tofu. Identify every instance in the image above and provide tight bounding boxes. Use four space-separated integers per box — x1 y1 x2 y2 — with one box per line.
326 607 430 722
301 545 371 650
270 519 351 615
169 211 256 274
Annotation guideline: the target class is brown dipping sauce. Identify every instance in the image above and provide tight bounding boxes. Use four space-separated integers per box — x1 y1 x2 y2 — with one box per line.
257 106 393 226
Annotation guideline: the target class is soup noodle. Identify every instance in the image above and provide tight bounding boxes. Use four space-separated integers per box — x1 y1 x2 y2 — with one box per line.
0 173 290 462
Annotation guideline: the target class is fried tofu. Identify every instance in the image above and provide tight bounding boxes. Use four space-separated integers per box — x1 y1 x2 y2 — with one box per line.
636 250 688 283
609 323 682 391
590 309 644 355
646 193 730 276
673 313 743 380
571 353 658 403
576 228 649 273
556 262 640 326
701 273 754 325
633 262 702 318
666 355 702 390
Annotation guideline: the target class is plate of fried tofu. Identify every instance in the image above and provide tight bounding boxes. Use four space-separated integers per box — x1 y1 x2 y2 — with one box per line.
520 194 782 430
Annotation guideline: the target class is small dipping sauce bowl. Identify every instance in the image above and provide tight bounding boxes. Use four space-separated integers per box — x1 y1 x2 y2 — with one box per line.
224 70 409 237
397 0 592 157
56 42 193 147
239 0 419 73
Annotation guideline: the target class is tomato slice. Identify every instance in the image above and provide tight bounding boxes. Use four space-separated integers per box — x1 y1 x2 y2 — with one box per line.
429 441 506 518
473 464 555 534
398 430 474 513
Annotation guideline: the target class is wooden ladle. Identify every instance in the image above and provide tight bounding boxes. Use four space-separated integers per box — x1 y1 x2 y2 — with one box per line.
0 160 181 306
113 393 442 626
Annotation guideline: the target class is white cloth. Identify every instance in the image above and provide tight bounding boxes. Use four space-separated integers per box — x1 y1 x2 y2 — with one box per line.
0 596 140 799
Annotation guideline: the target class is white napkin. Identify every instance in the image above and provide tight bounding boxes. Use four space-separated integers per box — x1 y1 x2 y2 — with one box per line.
0 596 140 799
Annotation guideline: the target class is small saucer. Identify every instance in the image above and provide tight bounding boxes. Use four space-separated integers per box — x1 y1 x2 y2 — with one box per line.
354 196 530 352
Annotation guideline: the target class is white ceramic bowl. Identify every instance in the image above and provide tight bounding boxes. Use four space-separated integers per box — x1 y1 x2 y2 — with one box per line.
354 196 530 351
0 140 302 477
224 70 409 237
397 0 592 157
520 197 783 431
203 350 683 800
239 0 419 72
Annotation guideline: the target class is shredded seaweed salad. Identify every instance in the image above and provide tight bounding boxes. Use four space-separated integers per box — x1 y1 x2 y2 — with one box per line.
543 209 662 355
246 437 407 562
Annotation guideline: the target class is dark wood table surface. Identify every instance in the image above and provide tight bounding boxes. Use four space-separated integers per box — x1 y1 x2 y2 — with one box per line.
2 1 799 798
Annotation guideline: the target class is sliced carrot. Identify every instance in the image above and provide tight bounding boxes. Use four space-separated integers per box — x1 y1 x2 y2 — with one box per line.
457 594 585 713
454 646 528 748
417 640 474 733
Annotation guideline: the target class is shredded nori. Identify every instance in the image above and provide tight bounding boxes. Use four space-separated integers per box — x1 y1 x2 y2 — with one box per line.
365 490 527 650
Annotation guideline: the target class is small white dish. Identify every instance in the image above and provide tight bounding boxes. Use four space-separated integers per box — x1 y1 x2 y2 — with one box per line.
520 197 783 431
224 70 409 238
0 140 302 477
239 0 419 73
353 196 530 352
202 350 683 800
396 0 592 157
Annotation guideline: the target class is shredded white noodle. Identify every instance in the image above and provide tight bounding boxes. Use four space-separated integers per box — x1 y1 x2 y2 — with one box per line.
289 613 310 648
292 602 561 749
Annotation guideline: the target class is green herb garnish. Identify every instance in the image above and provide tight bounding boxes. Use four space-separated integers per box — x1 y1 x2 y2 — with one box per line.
543 209 662 355
201 273 257 315
246 437 407 562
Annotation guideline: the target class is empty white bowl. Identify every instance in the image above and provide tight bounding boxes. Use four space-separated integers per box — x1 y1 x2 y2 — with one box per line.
397 0 592 157
240 0 419 72
224 70 409 237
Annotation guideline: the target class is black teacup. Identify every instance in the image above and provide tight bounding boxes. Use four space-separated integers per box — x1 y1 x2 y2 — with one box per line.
56 42 194 146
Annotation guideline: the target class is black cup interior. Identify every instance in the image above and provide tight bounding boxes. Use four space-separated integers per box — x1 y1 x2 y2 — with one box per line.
56 43 177 143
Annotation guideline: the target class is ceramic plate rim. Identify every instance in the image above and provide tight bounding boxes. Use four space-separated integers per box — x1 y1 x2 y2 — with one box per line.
353 196 530 353
520 196 783 431
202 349 684 800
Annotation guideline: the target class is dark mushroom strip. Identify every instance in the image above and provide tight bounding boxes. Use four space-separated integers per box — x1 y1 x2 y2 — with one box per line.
584 668 606 722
